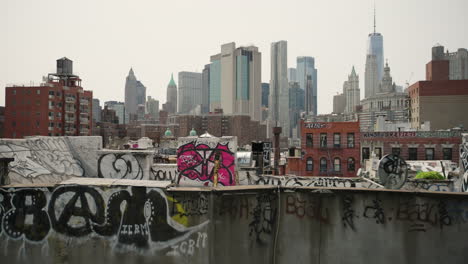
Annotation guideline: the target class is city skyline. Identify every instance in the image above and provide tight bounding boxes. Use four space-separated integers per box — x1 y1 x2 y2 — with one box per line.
2 0 468 114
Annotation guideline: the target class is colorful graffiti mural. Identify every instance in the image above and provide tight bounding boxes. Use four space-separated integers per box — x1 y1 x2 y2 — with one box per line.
177 136 237 186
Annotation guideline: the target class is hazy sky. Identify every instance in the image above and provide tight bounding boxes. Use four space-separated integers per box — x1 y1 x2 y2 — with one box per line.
1 0 468 114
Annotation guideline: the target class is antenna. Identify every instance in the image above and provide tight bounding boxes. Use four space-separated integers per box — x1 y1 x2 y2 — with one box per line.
373 1 376 33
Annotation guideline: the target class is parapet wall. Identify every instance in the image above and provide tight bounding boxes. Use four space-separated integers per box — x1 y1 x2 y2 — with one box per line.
1 179 468 264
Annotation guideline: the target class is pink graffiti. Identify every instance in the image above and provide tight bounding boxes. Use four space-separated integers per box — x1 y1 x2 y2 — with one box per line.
177 142 235 186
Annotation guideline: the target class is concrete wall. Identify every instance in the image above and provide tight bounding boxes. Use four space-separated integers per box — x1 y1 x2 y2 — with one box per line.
0 136 102 184
2 179 468 263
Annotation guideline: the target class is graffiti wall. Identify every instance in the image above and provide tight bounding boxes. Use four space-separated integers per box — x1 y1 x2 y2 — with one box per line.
177 136 237 186
97 150 153 180
151 164 178 183
1 184 468 263
461 134 468 192
0 136 101 184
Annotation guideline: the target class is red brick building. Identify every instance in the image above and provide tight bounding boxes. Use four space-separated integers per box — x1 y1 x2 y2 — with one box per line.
408 50 468 130
360 131 461 163
4 58 92 138
287 121 361 177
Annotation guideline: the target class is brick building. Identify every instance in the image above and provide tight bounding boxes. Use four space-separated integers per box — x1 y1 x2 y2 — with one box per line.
360 131 461 163
408 46 468 130
4 58 92 138
287 121 361 177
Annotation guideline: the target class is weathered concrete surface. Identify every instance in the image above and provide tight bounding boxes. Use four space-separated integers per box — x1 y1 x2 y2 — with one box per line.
1 179 468 264
0 136 102 184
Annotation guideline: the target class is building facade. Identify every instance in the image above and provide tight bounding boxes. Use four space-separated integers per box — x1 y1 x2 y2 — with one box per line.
163 74 178 114
289 82 304 137
360 131 461 163
104 101 127 125
201 64 210 114
365 54 379 98
209 42 262 121
359 62 409 131
297 56 318 115
288 68 297 82
124 68 146 117
432 45 468 80
269 40 289 137
5 57 92 138
344 66 360 114
178 71 202 114
146 96 159 121
92 98 101 123
408 49 468 130
287 121 361 177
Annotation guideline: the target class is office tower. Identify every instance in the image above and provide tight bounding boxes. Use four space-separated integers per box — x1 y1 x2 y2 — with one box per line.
365 7 384 98
365 54 379 98
178 71 202 114
269 40 289 136
4 57 92 138
289 81 304 136
209 42 262 121
288 68 297 82
344 66 360 113
92 98 101 123
297 56 318 115
146 96 159 120
104 101 127 124
163 74 178 114
261 83 269 107
202 64 210 114
124 68 146 117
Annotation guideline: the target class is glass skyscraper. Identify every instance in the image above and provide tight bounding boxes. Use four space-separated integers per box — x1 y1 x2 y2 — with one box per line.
296 56 318 116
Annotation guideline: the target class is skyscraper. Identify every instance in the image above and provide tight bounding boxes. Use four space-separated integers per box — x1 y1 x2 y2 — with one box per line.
269 40 289 136
124 68 146 118
365 54 379 98
146 96 159 121
164 74 177 114
288 68 297 82
344 66 360 114
209 42 262 121
92 98 101 123
178 71 202 114
289 81 304 136
261 83 269 107
365 7 384 98
297 56 318 115
104 101 127 124
201 64 210 114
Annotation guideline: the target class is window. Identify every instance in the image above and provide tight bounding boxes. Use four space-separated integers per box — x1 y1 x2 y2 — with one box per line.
37 89 40 95
49 122 54 128
12 121 16 127
306 157 313 171
334 158 341 172
49 91 55 95
392 148 401 156
347 133 355 148
13 90 16 95
333 133 341 148
443 148 453 160
36 121 40 127
425 148 435 160
347 158 355 171
375 147 382 159
408 148 418 160
306 133 313 147
362 147 370 160
320 133 327 148
320 158 327 172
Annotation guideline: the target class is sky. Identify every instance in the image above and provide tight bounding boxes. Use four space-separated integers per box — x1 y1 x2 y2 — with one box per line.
1 0 468 114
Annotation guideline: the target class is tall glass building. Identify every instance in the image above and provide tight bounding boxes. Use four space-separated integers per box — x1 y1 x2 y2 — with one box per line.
296 56 318 116
367 32 384 82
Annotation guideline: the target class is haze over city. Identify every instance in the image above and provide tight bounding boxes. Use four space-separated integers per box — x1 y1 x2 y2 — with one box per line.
2 0 467 114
